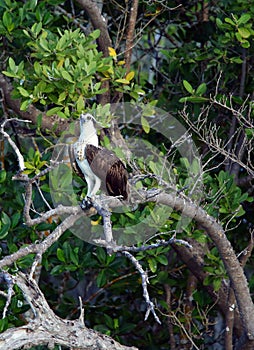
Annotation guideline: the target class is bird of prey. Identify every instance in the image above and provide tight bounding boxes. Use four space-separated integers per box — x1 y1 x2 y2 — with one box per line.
72 113 128 205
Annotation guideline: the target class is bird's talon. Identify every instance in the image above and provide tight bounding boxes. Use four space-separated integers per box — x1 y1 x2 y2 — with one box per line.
80 197 93 210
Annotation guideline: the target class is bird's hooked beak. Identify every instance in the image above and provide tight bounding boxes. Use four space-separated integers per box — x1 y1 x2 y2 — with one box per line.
80 113 96 126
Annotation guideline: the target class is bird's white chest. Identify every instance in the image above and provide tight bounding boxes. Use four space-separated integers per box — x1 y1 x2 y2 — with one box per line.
74 142 91 175
74 141 86 162
76 156 94 177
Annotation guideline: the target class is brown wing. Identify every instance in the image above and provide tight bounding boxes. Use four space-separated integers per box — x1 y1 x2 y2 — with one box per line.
85 144 128 199
106 160 128 200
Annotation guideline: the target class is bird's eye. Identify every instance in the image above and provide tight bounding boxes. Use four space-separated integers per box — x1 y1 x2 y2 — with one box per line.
87 115 91 120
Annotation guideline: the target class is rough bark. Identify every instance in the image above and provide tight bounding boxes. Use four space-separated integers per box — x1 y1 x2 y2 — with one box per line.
0 273 137 350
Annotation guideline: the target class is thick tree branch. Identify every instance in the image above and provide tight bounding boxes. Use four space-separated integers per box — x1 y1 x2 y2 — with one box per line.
143 190 254 340
124 0 139 74
75 0 111 57
0 273 137 350
75 0 112 105
0 73 69 134
172 239 243 337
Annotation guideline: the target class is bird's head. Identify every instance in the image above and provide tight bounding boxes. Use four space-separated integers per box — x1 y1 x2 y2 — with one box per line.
80 113 96 127
79 113 99 146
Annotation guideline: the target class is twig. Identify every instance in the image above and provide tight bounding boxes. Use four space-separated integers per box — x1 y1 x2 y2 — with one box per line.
122 250 161 324
94 237 192 253
0 118 31 172
0 272 14 319
29 252 42 280
55 5 89 34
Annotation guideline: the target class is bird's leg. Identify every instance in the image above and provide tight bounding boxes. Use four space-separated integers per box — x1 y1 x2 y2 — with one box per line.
91 175 101 197
80 175 94 210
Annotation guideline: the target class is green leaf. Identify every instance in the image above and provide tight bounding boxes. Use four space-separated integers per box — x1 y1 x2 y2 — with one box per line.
90 29 101 40
213 278 222 292
39 37 50 52
115 78 130 84
0 212 11 239
241 40 250 48
225 17 235 26
61 70 74 83
183 80 194 94
70 248 79 265
17 87 30 97
230 57 243 64
20 99 32 111
46 106 63 116
238 27 251 39
57 248 65 262
8 57 16 72
76 95 84 113
36 114 42 129
148 258 157 273
180 157 190 169
104 314 114 329
96 247 106 264
126 71 135 81
11 212 21 229
0 318 8 332
196 83 207 96
141 116 150 134
238 13 251 25
96 270 107 287
245 128 254 138
2 71 19 78
216 18 223 29
179 96 209 103
156 254 168 266
0 169 6 183
34 61 42 76
3 11 15 32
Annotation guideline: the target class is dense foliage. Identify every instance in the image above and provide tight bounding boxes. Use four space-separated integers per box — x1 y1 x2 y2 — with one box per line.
0 0 254 349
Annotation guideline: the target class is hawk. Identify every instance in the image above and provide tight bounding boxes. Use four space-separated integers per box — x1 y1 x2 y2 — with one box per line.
71 113 128 204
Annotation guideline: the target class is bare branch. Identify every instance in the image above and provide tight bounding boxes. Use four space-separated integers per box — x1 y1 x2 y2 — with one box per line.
0 118 31 172
122 250 161 324
124 0 139 74
180 102 254 177
55 5 89 34
0 272 14 319
0 273 138 350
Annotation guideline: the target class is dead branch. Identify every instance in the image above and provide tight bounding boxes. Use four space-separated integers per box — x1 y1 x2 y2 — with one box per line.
122 249 161 323
0 118 31 171
180 102 254 178
0 273 138 350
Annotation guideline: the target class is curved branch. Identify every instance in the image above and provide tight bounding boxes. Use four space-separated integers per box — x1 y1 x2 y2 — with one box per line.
2 185 254 341
143 190 254 340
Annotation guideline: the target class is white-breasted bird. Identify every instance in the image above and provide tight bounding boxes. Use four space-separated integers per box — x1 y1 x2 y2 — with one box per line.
72 113 128 204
